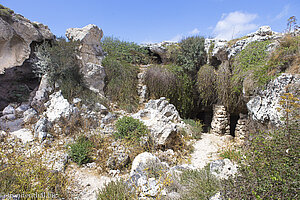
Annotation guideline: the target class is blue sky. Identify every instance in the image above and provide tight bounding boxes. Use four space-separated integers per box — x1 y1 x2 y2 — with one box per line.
2 0 300 43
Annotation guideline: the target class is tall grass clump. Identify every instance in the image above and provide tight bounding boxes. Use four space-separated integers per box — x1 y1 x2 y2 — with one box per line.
97 179 137 200
103 57 139 112
197 64 218 106
268 35 300 74
144 64 196 118
167 167 221 200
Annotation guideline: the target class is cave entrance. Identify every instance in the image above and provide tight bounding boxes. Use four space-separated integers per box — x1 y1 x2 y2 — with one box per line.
196 107 213 133
0 42 42 111
230 114 239 137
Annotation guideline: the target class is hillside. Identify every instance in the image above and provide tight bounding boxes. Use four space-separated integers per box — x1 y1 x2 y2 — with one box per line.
0 4 299 200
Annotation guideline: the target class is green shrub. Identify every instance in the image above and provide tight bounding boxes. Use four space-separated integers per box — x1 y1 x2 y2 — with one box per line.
97 179 137 200
183 119 203 139
69 136 93 165
35 38 84 99
222 125 300 199
114 116 149 141
176 36 206 72
232 40 272 93
169 167 221 200
197 64 217 106
144 65 196 118
101 36 150 65
103 57 139 112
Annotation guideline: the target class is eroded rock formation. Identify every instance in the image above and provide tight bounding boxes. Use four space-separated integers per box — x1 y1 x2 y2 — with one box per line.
247 73 300 126
0 14 53 73
66 24 106 95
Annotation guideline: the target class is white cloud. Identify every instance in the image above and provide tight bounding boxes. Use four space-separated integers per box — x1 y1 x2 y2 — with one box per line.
189 28 200 35
275 5 290 20
170 34 183 42
213 11 258 40
169 28 200 42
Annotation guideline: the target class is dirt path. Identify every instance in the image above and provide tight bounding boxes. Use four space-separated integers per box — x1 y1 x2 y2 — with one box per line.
191 133 230 169
67 164 117 200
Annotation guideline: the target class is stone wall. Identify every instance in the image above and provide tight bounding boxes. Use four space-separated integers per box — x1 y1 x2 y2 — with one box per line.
234 113 249 141
210 105 230 135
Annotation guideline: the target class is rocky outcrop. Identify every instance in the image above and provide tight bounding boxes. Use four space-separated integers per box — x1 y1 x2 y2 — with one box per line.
66 24 106 95
0 13 53 73
143 41 177 63
211 105 230 135
129 152 169 198
132 97 184 147
247 73 300 126
205 26 283 65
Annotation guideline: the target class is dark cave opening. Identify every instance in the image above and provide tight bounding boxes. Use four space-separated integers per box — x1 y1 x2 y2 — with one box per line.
196 107 213 133
230 114 239 137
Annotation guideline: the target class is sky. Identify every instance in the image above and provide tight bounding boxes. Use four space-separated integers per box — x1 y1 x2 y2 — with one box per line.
2 0 300 44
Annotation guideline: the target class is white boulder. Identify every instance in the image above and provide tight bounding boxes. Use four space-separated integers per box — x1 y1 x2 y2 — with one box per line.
132 97 183 147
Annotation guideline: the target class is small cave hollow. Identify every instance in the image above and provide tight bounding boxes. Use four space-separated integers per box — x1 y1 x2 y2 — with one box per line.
210 56 222 68
197 109 213 133
230 114 239 137
0 42 42 111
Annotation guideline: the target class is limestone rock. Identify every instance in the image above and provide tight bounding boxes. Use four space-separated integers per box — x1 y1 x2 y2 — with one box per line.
143 41 177 63
31 75 53 109
107 144 130 170
10 128 34 143
130 152 160 176
132 97 183 147
2 104 15 115
129 152 168 198
247 74 300 126
227 26 282 58
210 159 238 179
0 14 53 74
207 26 283 64
44 91 79 123
23 108 38 124
34 117 49 141
66 24 106 95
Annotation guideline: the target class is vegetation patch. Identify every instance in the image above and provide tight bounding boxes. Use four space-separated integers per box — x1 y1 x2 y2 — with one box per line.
167 167 221 200
114 116 149 141
269 35 300 74
102 57 139 112
222 95 300 199
0 141 68 198
101 36 150 65
0 4 14 23
197 64 217 106
97 179 137 200
145 64 196 118
183 119 203 139
176 36 206 72
69 135 93 165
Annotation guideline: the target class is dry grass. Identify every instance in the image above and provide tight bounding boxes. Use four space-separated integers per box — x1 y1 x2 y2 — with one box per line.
0 136 69 199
